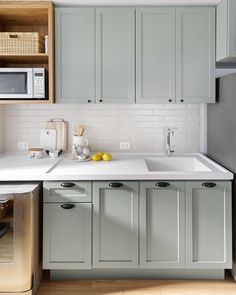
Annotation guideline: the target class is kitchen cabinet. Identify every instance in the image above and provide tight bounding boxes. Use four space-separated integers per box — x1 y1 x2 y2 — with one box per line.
136 8 175 103
96 8 135 104
43 180 232 273
140 181 185 268
176 7 215 103
43 182 92 269
186 181 232 269
55 6 215 105
56 8 95 103
217 0 236 62
93 181 139 268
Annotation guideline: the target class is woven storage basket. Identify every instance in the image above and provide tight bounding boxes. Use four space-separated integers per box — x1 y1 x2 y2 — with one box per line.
0 32 43 54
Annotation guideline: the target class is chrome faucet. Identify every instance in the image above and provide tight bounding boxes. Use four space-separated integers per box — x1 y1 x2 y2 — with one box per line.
166 128 176 157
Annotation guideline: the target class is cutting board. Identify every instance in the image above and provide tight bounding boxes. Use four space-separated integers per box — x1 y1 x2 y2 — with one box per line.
40 129 57 151
46 119 68 151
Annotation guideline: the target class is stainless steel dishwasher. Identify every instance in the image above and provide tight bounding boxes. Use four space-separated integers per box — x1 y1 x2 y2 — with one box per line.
0 183 42 295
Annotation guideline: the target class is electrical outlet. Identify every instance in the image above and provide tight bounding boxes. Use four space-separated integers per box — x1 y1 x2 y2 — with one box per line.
120 142 131 150
17 142 29 150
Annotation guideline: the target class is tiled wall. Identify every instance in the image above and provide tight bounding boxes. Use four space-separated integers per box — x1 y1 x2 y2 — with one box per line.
0 106 4 153
2 103 203 153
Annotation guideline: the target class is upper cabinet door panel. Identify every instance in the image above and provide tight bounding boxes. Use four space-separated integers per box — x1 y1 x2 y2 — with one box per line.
56 8 95 103
96 8 135 104
217 0 236 62
176 8 215 103
136 8 175 103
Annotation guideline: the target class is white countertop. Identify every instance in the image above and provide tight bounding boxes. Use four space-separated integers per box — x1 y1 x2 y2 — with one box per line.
0 152 233 181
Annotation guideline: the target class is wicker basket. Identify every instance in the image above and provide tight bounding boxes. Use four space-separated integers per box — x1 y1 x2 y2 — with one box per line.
0 32 44 54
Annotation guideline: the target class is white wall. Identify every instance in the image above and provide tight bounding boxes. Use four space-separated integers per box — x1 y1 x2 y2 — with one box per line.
0 106 4 153
2 103 203 153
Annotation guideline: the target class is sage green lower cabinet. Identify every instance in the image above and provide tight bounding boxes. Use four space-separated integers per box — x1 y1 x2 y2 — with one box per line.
93 181 139 268
43 203 92 269
186 181 232 269
140 181 185 268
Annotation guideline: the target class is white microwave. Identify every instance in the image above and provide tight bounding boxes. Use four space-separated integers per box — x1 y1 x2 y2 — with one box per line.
0 68 46 99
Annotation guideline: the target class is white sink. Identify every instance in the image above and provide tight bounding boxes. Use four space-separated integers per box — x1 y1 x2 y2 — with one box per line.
145 157 212 172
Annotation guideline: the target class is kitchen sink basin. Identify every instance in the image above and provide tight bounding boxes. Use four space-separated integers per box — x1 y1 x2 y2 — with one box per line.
145 157 212 172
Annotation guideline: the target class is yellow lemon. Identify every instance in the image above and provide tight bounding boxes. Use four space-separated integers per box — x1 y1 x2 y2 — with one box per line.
97 152 104 157
92 154 102 161
103 153 112 161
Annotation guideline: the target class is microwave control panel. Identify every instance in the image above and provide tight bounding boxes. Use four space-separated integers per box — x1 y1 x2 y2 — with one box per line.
33 68 46 99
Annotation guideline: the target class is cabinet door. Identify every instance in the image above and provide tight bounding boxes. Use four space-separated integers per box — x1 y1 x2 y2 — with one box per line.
56 8 95 103
43 203 92 269
136 8 175 104
186 181 232 269
217 0 236 62
93 181 139 268
140 181 185 268
176 8 215 103
96 8 135 104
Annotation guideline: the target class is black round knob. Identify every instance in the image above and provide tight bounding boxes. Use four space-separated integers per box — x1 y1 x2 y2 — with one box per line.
169 99 172 102
99 99 103 103
180 99 184 103
88 99 91 103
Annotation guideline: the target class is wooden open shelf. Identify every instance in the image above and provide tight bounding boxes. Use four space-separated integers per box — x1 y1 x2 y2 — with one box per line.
0 1 55 104
0 53 49 63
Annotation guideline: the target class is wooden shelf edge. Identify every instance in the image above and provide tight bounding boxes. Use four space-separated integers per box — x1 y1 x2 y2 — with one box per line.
0 99 54 105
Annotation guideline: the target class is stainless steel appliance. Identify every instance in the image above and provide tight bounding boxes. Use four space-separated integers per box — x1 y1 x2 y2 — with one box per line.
0 183 42 295
0 68 46 99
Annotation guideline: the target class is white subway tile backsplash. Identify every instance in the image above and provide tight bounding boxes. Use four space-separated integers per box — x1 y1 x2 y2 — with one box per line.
1 104 202 153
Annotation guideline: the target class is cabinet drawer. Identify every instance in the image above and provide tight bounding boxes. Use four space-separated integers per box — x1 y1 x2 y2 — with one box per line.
43 181 92 203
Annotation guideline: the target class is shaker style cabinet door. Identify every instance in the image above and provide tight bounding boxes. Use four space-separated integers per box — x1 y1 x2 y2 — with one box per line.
136 8 175 103
93 181 139 268
43 203 92 269
176 8 215 103
56 8 95 103
217 0 236 62
140 181 185 268
96 8 135 103
186 181 232 269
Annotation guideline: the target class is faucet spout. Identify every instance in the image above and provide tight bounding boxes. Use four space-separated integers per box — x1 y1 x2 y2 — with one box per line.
166 128 176 157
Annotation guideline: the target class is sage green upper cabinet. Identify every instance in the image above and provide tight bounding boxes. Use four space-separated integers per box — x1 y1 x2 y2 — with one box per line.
56 8 95 103
93 181 139 268
96 8 135 104
217 0 236 62
176 8 215 103
140 181 185 268
136 8 175 104
186 181 232 269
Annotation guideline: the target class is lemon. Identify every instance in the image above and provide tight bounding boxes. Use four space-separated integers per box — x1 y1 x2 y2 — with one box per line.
92 154 102 161
103 153 112 161
97 152 104 157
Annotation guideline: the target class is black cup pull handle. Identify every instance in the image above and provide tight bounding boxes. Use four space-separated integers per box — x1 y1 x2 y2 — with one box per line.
109 183 123 188
61 204 75 209
61 183 75 188
156 182 170 188
202 182 216 188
